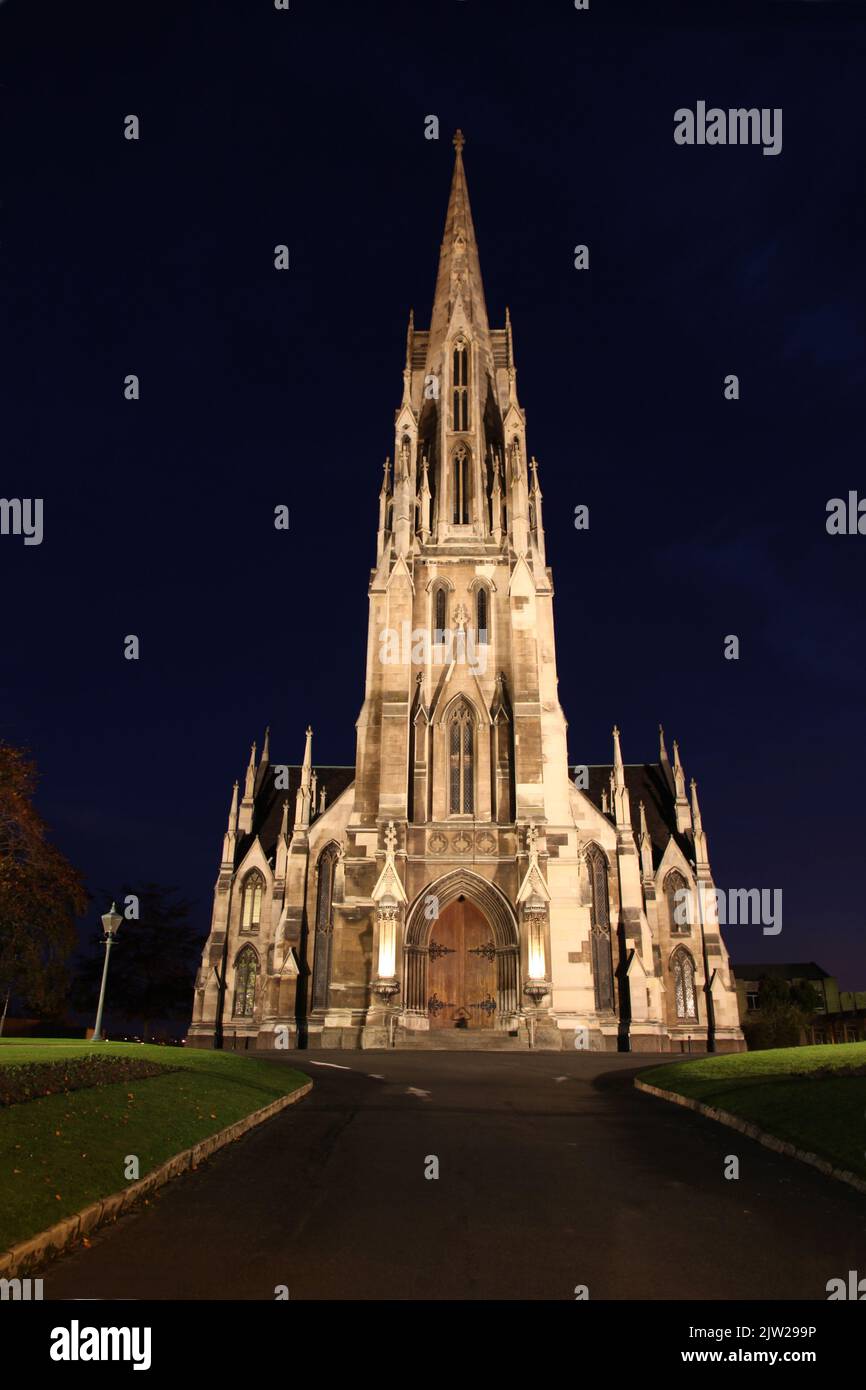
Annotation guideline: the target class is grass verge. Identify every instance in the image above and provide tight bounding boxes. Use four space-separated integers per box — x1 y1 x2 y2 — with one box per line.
638 1042 866 1180
0 1041 308 1249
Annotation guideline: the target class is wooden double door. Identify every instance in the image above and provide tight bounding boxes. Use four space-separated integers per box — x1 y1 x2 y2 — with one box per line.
427 898 497 1029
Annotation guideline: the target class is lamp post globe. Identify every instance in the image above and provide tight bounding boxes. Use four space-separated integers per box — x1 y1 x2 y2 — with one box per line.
92 902 123 1043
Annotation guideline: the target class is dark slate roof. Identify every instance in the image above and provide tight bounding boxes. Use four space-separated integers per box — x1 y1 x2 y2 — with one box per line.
730 962 831 982
236 764 355 864
584 762 691 869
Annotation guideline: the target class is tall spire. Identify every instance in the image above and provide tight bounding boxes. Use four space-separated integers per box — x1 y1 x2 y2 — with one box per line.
426 130 491 370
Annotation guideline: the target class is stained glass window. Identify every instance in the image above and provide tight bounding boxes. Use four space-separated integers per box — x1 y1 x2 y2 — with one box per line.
672 947 698 1020
240 870 264 931
586 844 614 1011
434 587 447 644
312 845 338 1010
448 703 474 814
233 945 258 1017
665 870 690 934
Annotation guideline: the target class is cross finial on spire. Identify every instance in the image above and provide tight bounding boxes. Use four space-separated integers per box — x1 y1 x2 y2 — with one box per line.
453 129 465 154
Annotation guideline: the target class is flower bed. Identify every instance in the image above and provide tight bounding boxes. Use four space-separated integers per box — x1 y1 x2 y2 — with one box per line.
0 1055 175 1107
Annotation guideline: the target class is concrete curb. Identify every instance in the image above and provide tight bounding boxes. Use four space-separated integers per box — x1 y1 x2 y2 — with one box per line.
634 1078 866 1196
0 1079 312 1278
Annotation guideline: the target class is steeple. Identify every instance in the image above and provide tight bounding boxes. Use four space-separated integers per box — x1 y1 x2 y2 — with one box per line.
426 130 491 368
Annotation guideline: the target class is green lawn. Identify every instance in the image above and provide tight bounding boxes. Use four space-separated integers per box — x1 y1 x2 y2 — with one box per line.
639 1043 866 1180
0 1041 309 1250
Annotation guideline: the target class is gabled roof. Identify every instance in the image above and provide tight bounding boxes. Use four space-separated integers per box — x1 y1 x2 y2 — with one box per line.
236 764 355 864
730 962 831 982
585 762 693 869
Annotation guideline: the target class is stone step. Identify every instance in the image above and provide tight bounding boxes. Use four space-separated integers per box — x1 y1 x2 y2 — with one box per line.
393 1029 560 1051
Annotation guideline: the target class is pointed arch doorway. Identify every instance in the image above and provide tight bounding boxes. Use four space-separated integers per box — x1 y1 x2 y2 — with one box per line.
427 897 497 1030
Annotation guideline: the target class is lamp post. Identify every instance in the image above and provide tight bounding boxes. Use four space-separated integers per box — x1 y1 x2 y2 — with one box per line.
92 902 123 1043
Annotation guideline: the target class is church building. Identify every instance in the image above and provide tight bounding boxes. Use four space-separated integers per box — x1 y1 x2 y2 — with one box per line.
188 134 745 1053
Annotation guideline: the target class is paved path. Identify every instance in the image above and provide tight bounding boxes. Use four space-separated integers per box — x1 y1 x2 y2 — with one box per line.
43 1051 866 1300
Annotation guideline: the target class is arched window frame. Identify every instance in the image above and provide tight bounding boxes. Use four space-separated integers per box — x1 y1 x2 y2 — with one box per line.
664 869 691 935
433 586 448 647
232 944 259 1018
452 338 469 432
585 842 615 1012
475 585 489 646
240 869 264 933
672 946 698 1021
452 444 470 525
311 843 340 1011
447 699 475 816
315 844 338 933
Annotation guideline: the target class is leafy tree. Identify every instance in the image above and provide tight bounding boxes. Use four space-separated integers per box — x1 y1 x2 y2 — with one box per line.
743 975 821 1050
790 980 823 1014
0 742 87 1026
73 883 203 1040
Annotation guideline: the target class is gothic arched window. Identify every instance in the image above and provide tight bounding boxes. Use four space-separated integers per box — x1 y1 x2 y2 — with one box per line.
476 587 488 645
452 444 470 524
665 870 690 935
586 843 615 1012
448 702 474 815
452 340 469 432
672 947 698 1020
312 844 339 1010
433 587 447 645
232 945 258 1017
240 869 264 932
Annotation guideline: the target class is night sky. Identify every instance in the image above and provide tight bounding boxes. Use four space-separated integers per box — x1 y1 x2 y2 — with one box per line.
2 1 865 988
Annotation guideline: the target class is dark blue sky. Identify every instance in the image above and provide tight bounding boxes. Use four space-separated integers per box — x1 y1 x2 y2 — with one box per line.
2 1 865 986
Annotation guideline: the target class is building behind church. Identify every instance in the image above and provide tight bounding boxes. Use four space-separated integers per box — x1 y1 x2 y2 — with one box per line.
188 134 744 1054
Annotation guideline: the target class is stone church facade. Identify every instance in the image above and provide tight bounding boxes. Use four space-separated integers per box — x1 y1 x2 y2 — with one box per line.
188 134 744 1054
